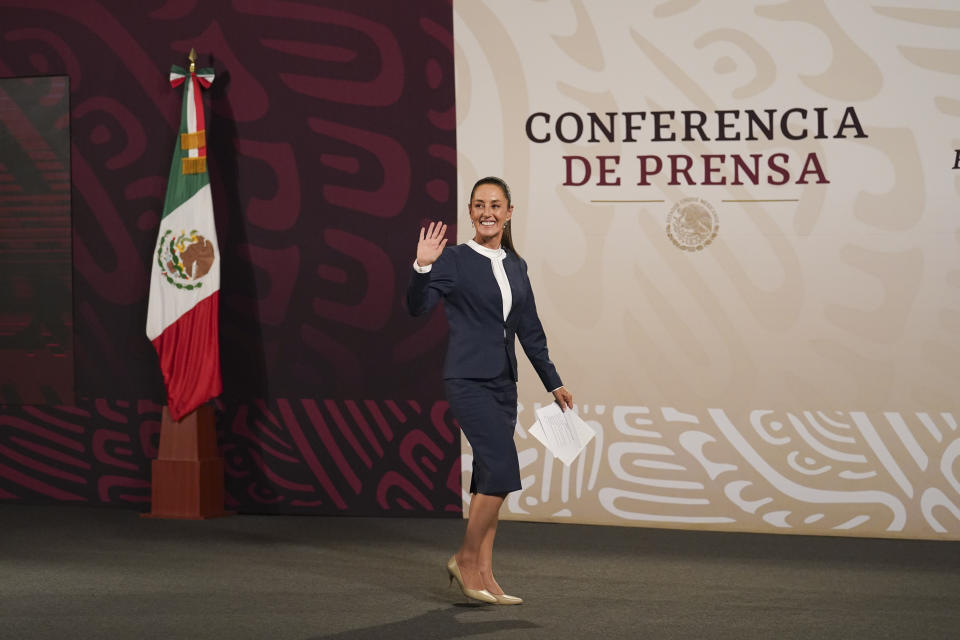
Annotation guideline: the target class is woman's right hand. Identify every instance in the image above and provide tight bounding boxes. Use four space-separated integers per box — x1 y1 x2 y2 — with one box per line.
416 221 448 267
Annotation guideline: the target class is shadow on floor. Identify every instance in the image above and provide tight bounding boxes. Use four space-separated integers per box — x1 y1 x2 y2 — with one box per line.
306 605 539 640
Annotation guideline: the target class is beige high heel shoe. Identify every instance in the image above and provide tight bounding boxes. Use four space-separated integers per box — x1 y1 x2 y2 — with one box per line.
492 592 524 605
446 556 497 604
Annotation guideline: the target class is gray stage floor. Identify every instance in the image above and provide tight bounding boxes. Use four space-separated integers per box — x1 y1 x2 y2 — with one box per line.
1 505 958 640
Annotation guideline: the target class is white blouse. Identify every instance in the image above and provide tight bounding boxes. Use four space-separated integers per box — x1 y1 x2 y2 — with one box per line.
465 239 512 322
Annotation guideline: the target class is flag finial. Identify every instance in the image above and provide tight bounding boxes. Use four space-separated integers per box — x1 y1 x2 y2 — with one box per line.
188 48 197 74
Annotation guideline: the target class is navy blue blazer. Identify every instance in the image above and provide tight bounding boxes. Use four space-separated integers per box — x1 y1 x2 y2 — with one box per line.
406 243 563 392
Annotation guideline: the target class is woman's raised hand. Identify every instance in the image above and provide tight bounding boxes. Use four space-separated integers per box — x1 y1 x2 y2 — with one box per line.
416 221 448 267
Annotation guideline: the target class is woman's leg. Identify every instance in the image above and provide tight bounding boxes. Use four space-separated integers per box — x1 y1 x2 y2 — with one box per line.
477 503 503 594
456 492 505 592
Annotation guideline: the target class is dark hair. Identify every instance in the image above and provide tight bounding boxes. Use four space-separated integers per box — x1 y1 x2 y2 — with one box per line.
469 176 519 258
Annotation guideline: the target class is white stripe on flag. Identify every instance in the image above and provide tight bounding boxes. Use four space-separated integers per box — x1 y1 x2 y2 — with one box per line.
146 184 220 340
186 76 198 158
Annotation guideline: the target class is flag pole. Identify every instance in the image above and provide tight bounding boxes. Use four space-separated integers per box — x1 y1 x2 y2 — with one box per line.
142 48 229 520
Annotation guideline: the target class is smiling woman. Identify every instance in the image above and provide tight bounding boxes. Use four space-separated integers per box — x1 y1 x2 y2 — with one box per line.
406 176 574 605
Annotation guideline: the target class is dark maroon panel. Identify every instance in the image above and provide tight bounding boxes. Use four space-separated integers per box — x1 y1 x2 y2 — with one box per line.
219 398 461 514
0 397 462 514
0 76 73 405
0 0 460 514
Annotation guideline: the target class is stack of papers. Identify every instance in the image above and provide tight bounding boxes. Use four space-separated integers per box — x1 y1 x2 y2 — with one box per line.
528 403 595 466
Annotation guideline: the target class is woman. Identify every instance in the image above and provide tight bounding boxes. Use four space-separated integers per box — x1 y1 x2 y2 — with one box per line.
407 176 573 605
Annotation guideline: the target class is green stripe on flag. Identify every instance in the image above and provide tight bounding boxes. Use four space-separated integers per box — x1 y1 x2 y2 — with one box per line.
161 66 210 220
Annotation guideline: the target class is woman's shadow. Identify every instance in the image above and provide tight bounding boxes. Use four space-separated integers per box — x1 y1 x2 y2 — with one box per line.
305 605 539 640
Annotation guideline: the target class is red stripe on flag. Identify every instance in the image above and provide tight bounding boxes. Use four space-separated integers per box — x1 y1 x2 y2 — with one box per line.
151 291 222 421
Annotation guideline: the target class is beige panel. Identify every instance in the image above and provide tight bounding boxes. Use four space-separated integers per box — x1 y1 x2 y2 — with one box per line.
454 0 960 539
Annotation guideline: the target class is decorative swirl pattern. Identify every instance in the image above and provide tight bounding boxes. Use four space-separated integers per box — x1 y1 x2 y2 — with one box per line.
0 2 458 514
455 1 960 538
496 403 960 537
0 398 460 514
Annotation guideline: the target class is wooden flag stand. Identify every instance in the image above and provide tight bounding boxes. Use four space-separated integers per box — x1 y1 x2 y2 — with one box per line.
141 404 232 519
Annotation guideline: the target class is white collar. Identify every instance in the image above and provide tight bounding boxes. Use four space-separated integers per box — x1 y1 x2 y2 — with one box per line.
467 239 506 261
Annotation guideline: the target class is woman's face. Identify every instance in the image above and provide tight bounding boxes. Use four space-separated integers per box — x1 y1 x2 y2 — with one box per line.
469 183 513 246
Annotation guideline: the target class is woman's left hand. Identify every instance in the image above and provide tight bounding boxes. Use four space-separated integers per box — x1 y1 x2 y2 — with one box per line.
553 387 574 411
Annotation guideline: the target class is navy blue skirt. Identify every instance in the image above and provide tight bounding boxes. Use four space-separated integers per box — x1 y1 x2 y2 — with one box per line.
445 370 520 495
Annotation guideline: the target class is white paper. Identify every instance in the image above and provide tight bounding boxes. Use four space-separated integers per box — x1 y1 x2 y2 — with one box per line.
528 403 596 466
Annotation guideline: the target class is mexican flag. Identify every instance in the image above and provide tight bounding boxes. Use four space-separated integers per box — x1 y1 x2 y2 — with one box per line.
145 62 222 421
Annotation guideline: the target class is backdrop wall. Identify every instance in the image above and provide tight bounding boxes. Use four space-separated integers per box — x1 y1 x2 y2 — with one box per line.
455 0 960 539
3 1 959 539
0 0 460 515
